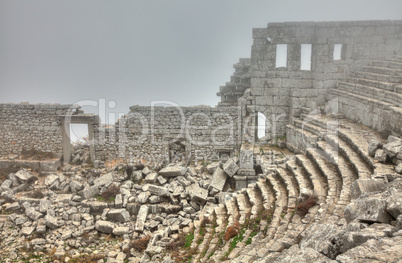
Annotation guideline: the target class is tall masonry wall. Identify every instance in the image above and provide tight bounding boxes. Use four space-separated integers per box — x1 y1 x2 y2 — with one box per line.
0 103 79 158
245 20 402 140
94 105 241 163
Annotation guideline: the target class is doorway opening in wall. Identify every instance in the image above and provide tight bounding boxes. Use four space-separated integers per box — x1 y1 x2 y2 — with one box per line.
333 44 343 60
257 112 267 140
276 44 288 68
69 123 89 164
301 44 312 70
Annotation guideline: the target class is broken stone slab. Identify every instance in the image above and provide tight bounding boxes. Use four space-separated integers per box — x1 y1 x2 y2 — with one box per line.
132 171 143 181
206 162 220 174
39 199 51 214
396 163 402 174
186 184 208 205
93 173 113 188
142 166 151 175
223 158 239 177
106 208 130 223
30 238 47 246
20 226 35 236
1 190 15 202
209 167 227 192
143 184 170 197
383 136 402 158
81 185 100 199
135 205 149 232
44 174 59 187
70 180 84 193
115 194 123 208
144 173 158 183
386 192 402 219
137 192 151 204
300 223 341 257
0 179 12 192
86 201 108 215
374 149 387 163
195 165 204 174
344 197 393 223
95 220 115 234
26 207 44 221
157 175 167 185
45 214 59 229
113 227 130 236
274 244 337 263
5 202 20 212
368 139 381 157
350 179 386 199
336 236 402 263
15 170 35 183
158 166 187 177
55 194 73 203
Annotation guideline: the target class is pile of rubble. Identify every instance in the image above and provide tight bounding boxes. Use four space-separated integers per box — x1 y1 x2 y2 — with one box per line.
371 135 402 174
0 155 244 262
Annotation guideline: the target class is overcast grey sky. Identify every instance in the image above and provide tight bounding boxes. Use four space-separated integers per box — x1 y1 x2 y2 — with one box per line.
1 0 402 121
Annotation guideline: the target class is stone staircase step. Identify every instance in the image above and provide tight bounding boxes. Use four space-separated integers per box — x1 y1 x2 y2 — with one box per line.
236 192 252 225
371 60 402 69
306 148 341 218
325 134 372 179
256 178 275 211
354 71 397 83
285 124 318 153
225 197 240 228
292 119 327 138
345 77 397 92
338 82 402 105
295 155 327 200
362 65 402 77
246 185 264 220
286 158 314 194
276 168 299 211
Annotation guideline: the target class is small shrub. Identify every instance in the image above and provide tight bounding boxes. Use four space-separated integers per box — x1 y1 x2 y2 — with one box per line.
296 195 318 217
224 221 240 241
101 183 120 202
27 190 45 199
130 235 151 252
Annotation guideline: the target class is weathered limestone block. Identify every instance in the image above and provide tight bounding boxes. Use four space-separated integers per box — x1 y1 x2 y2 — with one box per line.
113 227 130 236
55 194 73 203
374 149 387 162
206 162 220 174
345 197 393 223
158 166 187 177
87 201 108 215
45 214 59 229
81 185 99 199
95 220 115 234
383 136 402 158
186 184 208 205
137 192 151 204
15 170 35 183
395 163 402 174
350 179 385 199
44 174 59 187
368 139 381 157
144 173 158 183
195 165 205 174
93 173 113 188
26 207 44 221
20 226 35 236
106 209 130 223
300 223 341 257
223 158 239 177
386 192 402 219
336 236 402 263
209 167 227 191
135 205 149 232
143 184 170 197
273 244 337 263
238 143 255 176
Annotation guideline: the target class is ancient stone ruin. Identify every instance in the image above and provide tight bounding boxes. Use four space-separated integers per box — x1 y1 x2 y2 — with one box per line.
0 20 402 262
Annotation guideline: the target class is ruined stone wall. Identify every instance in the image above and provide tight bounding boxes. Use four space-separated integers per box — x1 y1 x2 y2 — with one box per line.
247 20 402 140
217 58 251 107
0 103 79 158
94 105 241 163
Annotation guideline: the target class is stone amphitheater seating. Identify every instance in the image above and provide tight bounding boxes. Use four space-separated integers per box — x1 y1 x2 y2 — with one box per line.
182 55 401 262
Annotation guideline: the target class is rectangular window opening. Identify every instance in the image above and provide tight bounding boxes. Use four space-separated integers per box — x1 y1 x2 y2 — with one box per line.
70 123 89 146
276 44 288 68
300 44 312 70
333 44 343 60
